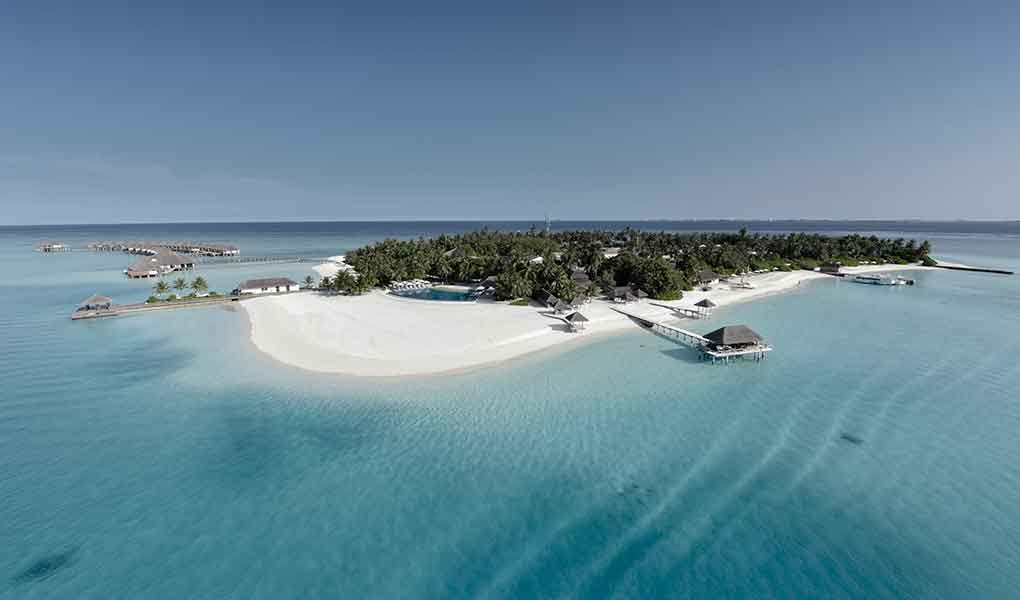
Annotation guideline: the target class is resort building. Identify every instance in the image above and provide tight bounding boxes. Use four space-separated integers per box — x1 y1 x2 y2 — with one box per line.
703 325 764 350
612 285 648 303
819 262 842 274
35 242 70 252
696 270 722 287
570 268 592 290
125 249 196 278
237 277 301 295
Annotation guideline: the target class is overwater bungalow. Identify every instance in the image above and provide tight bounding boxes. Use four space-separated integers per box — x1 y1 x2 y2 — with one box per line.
35 241 70 252
125 249 195 278
237 277 301 295
700 325 771 362
563 311 589 332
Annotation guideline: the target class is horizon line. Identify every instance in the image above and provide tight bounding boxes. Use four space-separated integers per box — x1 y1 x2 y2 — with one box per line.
4 217 1020 228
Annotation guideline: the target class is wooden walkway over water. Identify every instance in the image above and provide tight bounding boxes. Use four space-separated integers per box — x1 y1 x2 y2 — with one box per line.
611 307 772 363
70 290 308 320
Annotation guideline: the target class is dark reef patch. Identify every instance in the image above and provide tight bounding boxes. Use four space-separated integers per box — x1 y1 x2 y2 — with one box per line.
11 546 79 584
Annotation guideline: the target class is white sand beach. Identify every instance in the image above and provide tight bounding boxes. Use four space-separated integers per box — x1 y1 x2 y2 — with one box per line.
243 263 930 377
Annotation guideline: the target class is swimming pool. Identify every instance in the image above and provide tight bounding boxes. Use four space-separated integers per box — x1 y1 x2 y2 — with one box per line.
391 287 477 301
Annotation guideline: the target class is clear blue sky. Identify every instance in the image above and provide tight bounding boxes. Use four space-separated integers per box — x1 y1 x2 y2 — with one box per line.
1 1 1018 224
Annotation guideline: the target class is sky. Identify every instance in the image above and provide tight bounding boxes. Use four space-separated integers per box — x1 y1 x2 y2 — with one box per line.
1 1 1018 224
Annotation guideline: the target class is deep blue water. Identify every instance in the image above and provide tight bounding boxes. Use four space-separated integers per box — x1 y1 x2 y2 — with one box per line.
1 221 1018 599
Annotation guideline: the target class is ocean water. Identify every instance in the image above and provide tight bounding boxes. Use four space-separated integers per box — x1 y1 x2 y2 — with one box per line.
1 221 1018 599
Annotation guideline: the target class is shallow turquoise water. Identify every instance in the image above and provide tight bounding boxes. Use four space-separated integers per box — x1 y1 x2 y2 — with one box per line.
1 223 1019 599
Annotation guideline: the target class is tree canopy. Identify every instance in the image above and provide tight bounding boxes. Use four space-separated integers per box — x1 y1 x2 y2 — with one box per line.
337 228 931 301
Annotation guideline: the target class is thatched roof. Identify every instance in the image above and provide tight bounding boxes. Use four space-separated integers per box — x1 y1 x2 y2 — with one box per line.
553 300 572 313
81 294 112 307
632 288 648 298
704 325 763 346
564 311 589 323
695 298 717 308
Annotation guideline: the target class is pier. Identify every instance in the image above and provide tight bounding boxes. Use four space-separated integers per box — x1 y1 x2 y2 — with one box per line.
612 307 772 363
71 288 308 320
649 302 705 319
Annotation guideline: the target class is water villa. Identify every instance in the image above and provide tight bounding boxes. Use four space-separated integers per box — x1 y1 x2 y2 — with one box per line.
35 242 70 252
612 307 772 364
125 248 196 278
237 277 301 295
701 325 772 362
88 240 239 256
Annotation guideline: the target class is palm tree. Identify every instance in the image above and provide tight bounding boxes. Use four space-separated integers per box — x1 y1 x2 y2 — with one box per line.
173 277 187 296
154 280 170 297
191 276 208 294
304 275 314 288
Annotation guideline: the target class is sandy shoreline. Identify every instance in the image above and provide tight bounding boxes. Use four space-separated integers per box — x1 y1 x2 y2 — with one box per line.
243 263 931 377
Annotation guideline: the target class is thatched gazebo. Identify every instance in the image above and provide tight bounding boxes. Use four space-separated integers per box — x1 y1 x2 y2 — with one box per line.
563 311 590 331
694 298 717 317
80 294 113 311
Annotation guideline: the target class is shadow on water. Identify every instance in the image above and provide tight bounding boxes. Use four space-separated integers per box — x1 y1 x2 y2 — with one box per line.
203 394 392 486
11 546 79 585
840 432 864 445
658 347 702 364
81 337 194 381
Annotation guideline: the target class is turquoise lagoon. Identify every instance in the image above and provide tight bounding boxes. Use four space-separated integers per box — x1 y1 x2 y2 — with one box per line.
1 222 1019 599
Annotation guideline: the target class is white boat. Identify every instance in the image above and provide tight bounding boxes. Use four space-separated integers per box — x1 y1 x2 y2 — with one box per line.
852 274 914 286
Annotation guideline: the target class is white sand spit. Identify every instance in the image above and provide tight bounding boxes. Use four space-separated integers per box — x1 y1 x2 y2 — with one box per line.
243 263 931 377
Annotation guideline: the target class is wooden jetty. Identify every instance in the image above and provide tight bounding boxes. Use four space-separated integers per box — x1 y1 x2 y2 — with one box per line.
71 289 308 320
649 301 704 319
612 307 772 363
934 264 1013 275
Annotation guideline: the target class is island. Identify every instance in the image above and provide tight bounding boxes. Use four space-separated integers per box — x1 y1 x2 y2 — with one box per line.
243 229 934 376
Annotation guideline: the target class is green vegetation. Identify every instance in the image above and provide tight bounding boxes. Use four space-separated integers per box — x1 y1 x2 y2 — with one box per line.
190 276 208 294
147 275 219 303
326 228 930 302
508 298 531 306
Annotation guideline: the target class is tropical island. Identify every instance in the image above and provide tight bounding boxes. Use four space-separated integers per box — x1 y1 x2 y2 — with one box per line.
242 229 934 376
